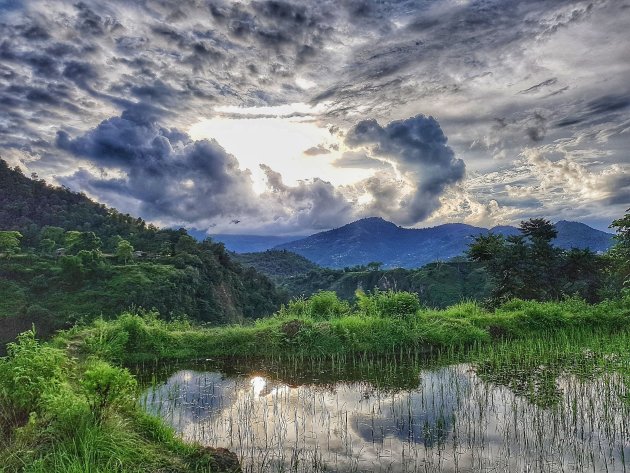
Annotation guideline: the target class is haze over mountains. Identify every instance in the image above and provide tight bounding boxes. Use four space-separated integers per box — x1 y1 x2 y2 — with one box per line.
209 217 615 269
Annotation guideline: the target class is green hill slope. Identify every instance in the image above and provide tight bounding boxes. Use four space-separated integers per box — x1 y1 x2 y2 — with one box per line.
0 160 284 345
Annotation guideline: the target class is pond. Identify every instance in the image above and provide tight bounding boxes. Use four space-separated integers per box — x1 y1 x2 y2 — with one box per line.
139 357 629 472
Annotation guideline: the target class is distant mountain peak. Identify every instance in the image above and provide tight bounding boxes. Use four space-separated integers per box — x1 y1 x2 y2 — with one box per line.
274 218 614 269
345 216 399 229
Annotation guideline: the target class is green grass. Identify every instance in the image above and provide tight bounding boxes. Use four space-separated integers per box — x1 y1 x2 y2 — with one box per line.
0 331 239 472
67 293 630 363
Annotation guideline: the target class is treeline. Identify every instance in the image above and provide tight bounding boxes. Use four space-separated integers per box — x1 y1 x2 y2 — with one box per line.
0 159 283 331
468 217 628 304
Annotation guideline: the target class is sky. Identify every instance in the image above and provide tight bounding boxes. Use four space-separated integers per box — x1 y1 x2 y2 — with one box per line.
1 0 629 235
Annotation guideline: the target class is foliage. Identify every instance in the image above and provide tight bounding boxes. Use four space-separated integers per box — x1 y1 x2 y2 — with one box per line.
609 208 630 290
70 292 630 363
0 160 284 333
265 259 492 309
0 330 67 415
0 231 22 257
356 289 421 319
233 249 320 282
467 218 607 304
81 360 137 422
116 239 134 264
278 291 351 320
0 329 232 472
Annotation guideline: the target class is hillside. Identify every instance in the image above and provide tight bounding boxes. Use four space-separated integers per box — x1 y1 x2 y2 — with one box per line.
231 249 320 283
275 217 614 268
281 261 492 308
0 160 284 345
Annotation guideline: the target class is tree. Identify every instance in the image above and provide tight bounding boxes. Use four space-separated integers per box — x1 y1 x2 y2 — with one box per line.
38 238 56 255
65 231 102 253
466 233 505 262
60 255 84 286
116 239 133 264
39 226 65 245
466 219 598 303
366 261 383 271
0 231 22 257
519 218 557 243
609 208 630 289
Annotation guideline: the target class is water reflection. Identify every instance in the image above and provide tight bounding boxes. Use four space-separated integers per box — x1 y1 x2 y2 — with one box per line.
140 363 629 473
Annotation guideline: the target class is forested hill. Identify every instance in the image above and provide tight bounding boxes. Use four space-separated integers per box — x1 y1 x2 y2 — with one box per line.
231 250 320 283
0 159 284 342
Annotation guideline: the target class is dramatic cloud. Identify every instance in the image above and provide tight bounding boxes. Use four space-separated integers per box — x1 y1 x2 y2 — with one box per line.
1 0 629 232
345 115 465 224
57 110 258 226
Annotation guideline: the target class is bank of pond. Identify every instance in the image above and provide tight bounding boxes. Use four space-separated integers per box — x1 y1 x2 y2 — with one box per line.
1 292 629 472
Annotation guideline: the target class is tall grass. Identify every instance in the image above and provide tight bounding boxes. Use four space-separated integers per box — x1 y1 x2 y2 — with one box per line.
72 292 630 363
0 330 237 472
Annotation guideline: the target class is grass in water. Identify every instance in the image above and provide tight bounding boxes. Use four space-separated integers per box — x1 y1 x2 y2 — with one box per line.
1 291 629 471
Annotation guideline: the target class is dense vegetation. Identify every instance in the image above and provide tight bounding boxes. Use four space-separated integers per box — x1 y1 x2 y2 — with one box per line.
0 330 240 472
0 159 284 346
468 218 620 303
231 249 320 283
233 249 493 308
63 292 630 362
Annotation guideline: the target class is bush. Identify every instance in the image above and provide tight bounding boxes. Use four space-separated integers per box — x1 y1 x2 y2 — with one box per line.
81 359 137 423
0 330 67 414
25 304 53 319
308 291 351 319
356 289 421 319
278 291 351 320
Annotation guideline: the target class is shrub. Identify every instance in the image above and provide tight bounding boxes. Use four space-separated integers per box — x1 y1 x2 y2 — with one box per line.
0 330 67 414
308 291 351 319
81 359 137 423
278 292 351 320
25 304 53 319
356 289 421 319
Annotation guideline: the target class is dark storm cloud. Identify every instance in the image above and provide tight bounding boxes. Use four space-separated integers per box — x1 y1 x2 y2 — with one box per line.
57 110 258 224
555 94 630 128
525 113 548 142
345 115 465 224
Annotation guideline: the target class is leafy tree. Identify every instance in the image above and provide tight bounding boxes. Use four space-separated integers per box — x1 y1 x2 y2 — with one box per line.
519 218 558 243
468 218 603 303
60 255 84 286
467 233 505 262
38 238 56 255
65 231 102 253
609 208 630 289
366 261 383 271
116 239 134 264
0 231 22 257
39 226 65 245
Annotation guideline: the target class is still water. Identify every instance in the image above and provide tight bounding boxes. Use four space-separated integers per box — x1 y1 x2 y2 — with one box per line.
140 359 629 472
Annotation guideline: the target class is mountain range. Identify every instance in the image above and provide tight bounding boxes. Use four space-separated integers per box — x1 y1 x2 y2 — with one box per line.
209 217 615 269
